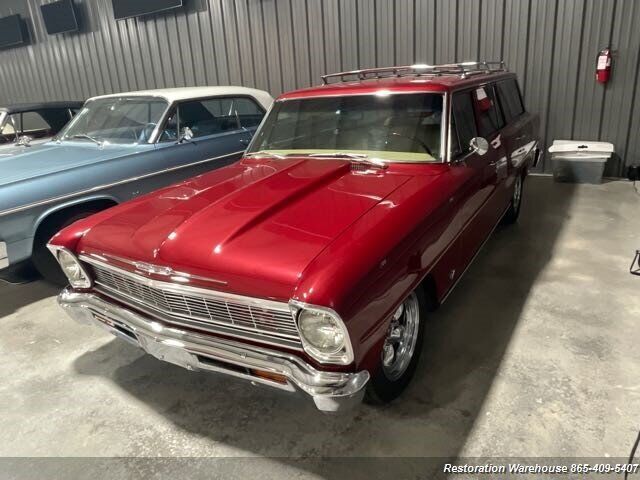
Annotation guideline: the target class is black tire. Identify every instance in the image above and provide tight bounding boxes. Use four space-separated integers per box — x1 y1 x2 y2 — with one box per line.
365 286 427 404
502 173 525 225
32 209 100 286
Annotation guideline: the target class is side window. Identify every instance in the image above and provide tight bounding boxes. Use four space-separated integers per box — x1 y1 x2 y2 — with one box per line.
496 79 525 123
21 112 52 132
232 97 264 128
176 97 264 139
1 117 16 135
451 91 478 158
39 109 73 133
159 107 178 142
473 85 504 138
2 112 53 138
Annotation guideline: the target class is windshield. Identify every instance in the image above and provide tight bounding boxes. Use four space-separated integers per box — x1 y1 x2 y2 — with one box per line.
58 97 168 145
248 93 443 162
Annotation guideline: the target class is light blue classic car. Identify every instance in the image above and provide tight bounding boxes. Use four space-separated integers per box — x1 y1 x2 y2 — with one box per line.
0 87 272 283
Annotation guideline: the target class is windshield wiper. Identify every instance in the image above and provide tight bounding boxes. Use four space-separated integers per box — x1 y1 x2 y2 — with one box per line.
307 152 388 169
308 152 368 159
245 151 286 159
70 134 103 147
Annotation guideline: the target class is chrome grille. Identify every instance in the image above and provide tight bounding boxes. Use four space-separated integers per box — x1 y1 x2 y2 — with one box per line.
87 261 301 343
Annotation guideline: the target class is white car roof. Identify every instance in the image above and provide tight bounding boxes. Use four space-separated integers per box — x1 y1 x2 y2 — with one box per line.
87 86 273 110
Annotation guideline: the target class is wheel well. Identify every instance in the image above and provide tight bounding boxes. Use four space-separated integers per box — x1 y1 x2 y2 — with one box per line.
419 274 439 312
34 199 117 243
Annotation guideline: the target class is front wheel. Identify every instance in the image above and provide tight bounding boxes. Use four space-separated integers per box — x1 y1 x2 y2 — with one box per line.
502 173 524 225
365 287 427 404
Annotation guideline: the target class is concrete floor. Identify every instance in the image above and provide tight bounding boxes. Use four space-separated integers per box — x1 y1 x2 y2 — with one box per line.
1 176 639 479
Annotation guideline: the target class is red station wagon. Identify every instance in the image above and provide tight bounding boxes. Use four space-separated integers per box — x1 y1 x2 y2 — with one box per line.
49 62 540 412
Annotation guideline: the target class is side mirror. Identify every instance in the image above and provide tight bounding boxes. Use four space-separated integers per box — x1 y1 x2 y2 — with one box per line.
16 135 33 147
178 127 194 143
469 137 489 156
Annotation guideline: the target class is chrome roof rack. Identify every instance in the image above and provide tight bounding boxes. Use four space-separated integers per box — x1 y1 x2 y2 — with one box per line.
321 61 507 84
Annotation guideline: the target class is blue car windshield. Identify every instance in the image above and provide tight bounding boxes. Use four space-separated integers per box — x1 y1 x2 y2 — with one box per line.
59 97 168 145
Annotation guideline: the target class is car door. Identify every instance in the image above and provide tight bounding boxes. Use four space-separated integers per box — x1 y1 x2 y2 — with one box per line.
130 96 265 196
495 77 539 181
473 83 510 219
449 88 506 271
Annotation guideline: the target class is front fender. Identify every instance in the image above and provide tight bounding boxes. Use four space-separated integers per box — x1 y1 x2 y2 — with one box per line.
33 193 120 237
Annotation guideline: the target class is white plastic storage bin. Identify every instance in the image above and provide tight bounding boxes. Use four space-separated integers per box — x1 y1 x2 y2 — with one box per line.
548 140 614 184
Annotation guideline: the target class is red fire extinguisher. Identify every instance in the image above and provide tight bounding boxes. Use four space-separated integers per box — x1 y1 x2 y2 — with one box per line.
596 48 612 84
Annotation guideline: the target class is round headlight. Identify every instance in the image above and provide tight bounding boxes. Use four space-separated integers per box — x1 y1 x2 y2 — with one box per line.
298 309 345 354
57 250 91 287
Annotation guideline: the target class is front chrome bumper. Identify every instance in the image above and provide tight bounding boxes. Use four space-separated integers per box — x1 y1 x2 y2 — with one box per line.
58 288 369 412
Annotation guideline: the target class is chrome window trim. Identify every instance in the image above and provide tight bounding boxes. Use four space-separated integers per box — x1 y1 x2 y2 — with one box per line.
442 92 450 163
148 99 175 144
0 149 245 218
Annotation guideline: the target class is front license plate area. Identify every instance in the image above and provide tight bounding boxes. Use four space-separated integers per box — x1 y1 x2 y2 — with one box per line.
141 339 200 371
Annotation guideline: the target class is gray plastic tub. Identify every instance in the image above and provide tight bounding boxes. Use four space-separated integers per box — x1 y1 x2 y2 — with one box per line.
548 140 614 184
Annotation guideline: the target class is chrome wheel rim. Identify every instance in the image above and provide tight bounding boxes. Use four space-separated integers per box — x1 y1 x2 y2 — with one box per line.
513 176 522 210
381 292 420 381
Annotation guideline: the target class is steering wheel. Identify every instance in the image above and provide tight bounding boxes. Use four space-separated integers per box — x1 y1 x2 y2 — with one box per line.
389 131 434 157
138 123 157 143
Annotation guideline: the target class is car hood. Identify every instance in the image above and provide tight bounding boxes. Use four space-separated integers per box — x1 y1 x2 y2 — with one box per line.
0 142 145 187
0 137 51 157
79 157 432 298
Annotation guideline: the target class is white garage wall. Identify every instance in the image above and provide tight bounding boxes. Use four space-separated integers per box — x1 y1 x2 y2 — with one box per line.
0 0 639 175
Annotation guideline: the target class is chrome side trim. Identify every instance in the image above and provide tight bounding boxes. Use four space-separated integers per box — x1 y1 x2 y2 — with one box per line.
0 242 8 269
0 150 245 218
58 288 369 412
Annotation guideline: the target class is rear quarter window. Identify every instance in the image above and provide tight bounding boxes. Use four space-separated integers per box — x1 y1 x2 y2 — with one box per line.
496 78 525 123
473 84 504 138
